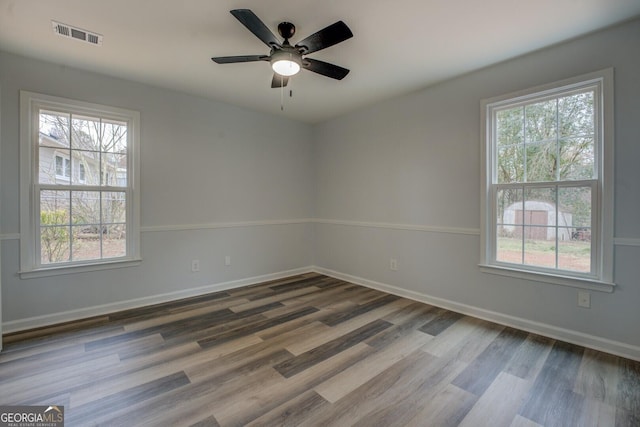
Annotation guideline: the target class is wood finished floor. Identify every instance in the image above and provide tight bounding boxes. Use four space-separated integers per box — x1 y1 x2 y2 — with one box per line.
1 273 638 426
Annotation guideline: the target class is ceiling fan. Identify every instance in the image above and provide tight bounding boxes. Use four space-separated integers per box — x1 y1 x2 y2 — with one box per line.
211 9 353 88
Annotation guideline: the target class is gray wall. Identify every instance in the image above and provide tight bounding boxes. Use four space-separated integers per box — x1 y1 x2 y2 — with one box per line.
313 19 640 350
0 51 314 325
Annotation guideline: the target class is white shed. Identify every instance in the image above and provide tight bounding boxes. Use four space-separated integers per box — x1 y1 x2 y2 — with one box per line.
502 201 573 241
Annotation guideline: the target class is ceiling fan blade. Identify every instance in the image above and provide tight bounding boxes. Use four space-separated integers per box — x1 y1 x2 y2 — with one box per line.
271 74 289 88
211 55 268 64
230 9 281 48
295 21 353 54
303 58 350 80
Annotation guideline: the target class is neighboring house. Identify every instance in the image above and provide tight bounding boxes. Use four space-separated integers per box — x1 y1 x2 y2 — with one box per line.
502 200 573 241
39 131 125 187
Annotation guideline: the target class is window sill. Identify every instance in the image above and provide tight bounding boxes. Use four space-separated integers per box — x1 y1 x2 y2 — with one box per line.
478 264 615 293
20 258 142 279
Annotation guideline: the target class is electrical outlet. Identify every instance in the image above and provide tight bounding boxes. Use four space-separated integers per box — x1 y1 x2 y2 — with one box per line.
191 259 200 272
578 291 590 308
390 258 398 271
225 256 231 266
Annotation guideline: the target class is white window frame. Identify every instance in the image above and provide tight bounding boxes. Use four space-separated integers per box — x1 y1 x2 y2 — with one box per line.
20 91 141 278
480 69 614 292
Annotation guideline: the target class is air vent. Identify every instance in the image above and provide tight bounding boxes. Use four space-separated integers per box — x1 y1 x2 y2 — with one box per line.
52 20 103 46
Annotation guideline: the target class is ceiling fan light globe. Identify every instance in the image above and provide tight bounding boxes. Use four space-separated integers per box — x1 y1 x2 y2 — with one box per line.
272 59 301 76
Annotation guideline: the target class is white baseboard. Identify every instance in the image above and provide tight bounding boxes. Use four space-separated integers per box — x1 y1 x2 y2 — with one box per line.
2 267 314 334
312 266 640 362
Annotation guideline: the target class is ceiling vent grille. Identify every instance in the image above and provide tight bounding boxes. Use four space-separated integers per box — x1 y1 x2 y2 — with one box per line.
52 21 103 46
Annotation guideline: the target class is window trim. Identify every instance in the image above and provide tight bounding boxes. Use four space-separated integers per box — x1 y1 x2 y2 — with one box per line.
480 69 614 292
20 91 141 277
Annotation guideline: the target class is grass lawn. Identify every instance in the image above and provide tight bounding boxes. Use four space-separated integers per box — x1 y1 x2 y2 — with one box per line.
497 236 590 272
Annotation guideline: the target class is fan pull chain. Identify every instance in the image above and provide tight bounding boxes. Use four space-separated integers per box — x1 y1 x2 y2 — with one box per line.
280 75 284 111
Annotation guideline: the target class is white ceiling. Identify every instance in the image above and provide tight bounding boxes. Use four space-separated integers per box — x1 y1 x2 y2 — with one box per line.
1 1 639 124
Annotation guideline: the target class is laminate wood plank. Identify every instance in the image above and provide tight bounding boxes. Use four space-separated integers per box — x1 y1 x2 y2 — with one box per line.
285 298 411 355
416 315 481 357
197 306 319 349
3 315 112 345
66 371 190 425
245 277 328 301
188 415 221 427
0 343 87 380
519 341 586 427
0 354 121 404
510 415 544 427
298 349 466 427
365 305 439 349
452 327 529 395
617 357 640 414
418 309 465 336
69 334 262 407
615 406 640 427
185 322 326 385
109 291 232 322
578 398 617 427
424 318 505 363
104 363 284 427
122 296 251 332
402 384 478 427
458 372 532 427
315 329 433 402
245 390 329 427
320 293 401 326
213 343 374 426
504 334 554 380
274 319 392 378
1 323 126 359
381 300 438 325
574 347 621 405
228 286 321 313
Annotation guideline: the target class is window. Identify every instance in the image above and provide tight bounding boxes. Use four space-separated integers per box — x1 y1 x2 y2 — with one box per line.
79 163 86 183
480 70 613 290
55 155 71 179
20 92 140 276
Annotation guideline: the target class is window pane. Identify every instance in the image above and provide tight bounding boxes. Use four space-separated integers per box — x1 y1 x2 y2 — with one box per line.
71 115 101 151
497 145 523 183
72 151 100 185
524 187 556 226
559 137 595 180
103 153 127 187
40 226 70 264
496 107 523 147
104 225 127 258
39 111 70 148
523 227 556 269
71 191 101 225
497 233 522 264
102 192 127 223
40 190 70 224
72 226 101 261
559 186 591 228
525 141 556 182
525 100 557 144
497 188 523 226
101 120 128 153
558 229 591 273
558 91 594 138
